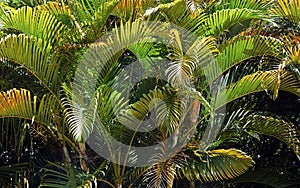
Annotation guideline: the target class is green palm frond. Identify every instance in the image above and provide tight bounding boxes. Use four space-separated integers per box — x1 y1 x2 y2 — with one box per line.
272 0 300 24
0 34 62 94
0 88 60 130
167 33 217 86
37 1 84 40
178 148 254 182
215 71 300 109
69 0 120 41
39 162 79 188
0 163 28 185
112 0 151 21
144 143 186 188
232 168 300 188
204 35 283 82
285 43 300 65
240 114 300 160
0 6 66 44
215 0 273 12
205 8 264 36
143 0 185 19
118 87 181 135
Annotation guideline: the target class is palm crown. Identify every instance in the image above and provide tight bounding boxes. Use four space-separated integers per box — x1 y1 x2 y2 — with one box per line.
0 0 299 187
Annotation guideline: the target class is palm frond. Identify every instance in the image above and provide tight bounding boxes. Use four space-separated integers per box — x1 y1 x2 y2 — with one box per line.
0 34 62 94
231 168 300 188
0 6 66 45
0 163 28 185
69 0 120 41
215 71 300 109
167 34 217 87
240 114 300 160
215 0 273 12
178 148 254 182
113 0 151 21
39 162 79 188
205 8 264 36
204 35 283 82
37 1 85 40
0 88 60 131
144 143 187 188
272 0 300 24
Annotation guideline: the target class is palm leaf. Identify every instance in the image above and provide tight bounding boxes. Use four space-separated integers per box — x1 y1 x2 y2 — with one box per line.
204 35 283 83
39 162 78 188
0 6 66 45
232 168 300 188
69 0 120 41
113 0 151 21
144 143 187 188
272 0 300 24
0 34 62 94
177 148 254 182
167 33 217 87
0 88 60 131
215 71 300 109
215 0 273 12
0 163 28 185
37 1 85 40
205 8 264 36
240 114 300 160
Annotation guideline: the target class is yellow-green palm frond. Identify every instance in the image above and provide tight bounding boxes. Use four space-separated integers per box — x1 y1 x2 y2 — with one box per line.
37 1 85 40
215 71 300 109
167 33 217 86
204 35 283 83
113 0 152 21
205 8 265 37
144 143 187 188
178 148 254 182
215 0 273 12
0 34 62 94
240 114 300 160
272 0 300 24
68 0 120 41
0 88 60 129
0 6 66 45
285 43 300 65
144 0 188 21
118 87 181 136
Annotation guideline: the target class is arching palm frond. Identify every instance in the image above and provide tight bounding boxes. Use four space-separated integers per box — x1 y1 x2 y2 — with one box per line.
0 163 28 186
167 32 217 87
112 0 152 21
177 148 254 182
215 0 273 12
240 114 300 160
0 6 66 45
144 0 189 22
272 0 300 24
144 143 187 188
205 8 264 37
214 71 300 109
39 162 80 188
37 1 84 40
204 35 283 83
68 0 120 42
0 34 62 94
0 88 60 127
231 168 300 188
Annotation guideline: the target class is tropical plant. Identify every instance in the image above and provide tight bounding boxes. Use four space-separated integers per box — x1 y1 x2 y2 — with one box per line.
0 0 299 187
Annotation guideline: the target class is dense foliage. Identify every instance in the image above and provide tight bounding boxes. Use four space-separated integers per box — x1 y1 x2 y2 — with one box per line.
0 0 299 187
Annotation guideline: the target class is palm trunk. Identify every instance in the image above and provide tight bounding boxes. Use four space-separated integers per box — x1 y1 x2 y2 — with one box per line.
79 142 89 171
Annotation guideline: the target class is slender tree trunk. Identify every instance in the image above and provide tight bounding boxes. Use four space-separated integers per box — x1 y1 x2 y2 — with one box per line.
79 142 89 171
